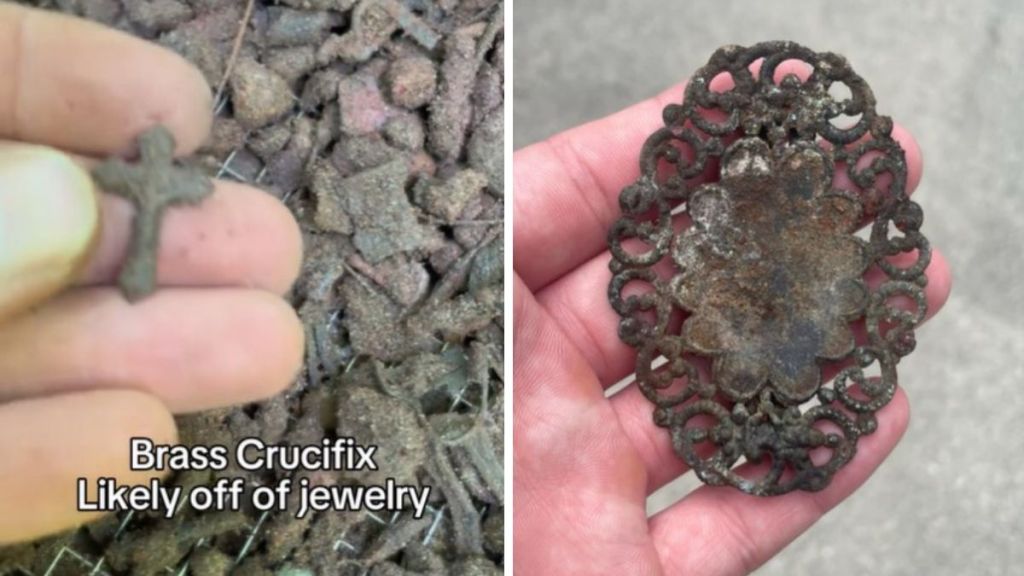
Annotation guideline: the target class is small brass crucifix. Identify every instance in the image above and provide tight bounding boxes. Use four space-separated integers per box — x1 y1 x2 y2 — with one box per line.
92 125 213 301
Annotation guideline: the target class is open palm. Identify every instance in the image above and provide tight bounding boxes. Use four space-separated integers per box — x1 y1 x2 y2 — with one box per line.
513 75 951 575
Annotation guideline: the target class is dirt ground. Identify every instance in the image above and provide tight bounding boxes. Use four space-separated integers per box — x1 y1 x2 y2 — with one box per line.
0 0 504 574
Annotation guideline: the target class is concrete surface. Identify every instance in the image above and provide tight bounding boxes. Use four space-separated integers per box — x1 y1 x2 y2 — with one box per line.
514 1 1024 574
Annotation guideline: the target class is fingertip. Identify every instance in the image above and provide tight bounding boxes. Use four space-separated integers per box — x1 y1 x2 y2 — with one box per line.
124 41 213 156
3 4 214 156
0 289 303 414
892 122 923 194
0 389 176 544
256 291 306 398
111 388 180 446
925 248 952 319
897 385 911 426
166 60 214 156
0 143 99 322
194 290 304 410
652 80 689 108
150 290 304 412
216 181 305 295
264 191 304 295
881 386 911 441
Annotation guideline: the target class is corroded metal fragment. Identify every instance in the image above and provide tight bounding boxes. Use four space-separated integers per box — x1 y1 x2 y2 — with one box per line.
608 41 930 495
93 125 214 301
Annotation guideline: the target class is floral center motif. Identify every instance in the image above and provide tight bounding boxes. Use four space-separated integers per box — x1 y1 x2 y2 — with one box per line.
674 139 867 403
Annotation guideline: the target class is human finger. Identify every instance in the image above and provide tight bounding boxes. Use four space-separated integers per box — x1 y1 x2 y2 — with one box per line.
77 178 303 295
0 288 304 413
0 143 98 322
0 3 212 156
0 389 176 544
512 273 662 575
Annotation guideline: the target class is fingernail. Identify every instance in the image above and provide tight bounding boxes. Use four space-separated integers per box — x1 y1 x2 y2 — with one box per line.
0 144 99 320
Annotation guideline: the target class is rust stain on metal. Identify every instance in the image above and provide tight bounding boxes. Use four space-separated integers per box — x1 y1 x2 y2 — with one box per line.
608 41 930 495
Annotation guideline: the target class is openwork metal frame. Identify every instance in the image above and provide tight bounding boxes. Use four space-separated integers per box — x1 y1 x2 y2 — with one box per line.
608 41 929 495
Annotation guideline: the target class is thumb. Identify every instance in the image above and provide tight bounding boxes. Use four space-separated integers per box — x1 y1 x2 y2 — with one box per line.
0 143 99 322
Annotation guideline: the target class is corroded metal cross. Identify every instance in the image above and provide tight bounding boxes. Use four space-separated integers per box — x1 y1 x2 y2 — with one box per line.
92 125 213 301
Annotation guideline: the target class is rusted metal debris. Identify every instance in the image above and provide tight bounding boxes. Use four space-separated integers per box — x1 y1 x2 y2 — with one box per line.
608 41 930 496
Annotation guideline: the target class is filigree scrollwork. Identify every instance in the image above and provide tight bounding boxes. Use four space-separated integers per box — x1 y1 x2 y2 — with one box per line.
607 41 929 495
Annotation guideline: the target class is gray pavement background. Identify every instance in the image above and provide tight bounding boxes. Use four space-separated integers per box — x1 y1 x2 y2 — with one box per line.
514 1 1024 574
